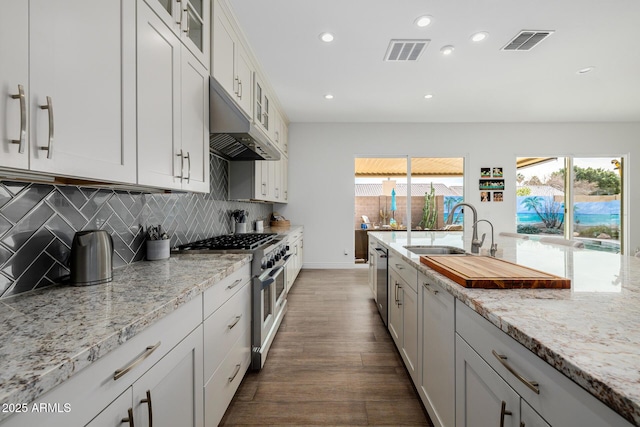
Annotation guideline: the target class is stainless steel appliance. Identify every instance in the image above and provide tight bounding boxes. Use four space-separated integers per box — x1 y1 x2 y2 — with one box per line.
69 230 114 286
174 233 290 370
209 77 280 161
374 246 388 326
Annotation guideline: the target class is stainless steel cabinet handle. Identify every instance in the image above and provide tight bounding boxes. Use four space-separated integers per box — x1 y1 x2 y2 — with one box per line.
238 80 243 98
228 315 242 329
395 264 405 270
262 182 267 195
234 76 240 96
176 149 184 182
114 342 161 380
423 282 439 295
520 422 526 427
226 278 243 290
182 8 189 34
394 282 399 304
10 84 26 153
492 349 540 394
500 401 512 427
140 390 153 427
186 151 191 183
228 364 241 382
121 408 134 426
39 96 54 159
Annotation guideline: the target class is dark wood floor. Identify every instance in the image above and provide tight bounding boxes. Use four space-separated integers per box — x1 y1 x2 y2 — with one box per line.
219 269 434 426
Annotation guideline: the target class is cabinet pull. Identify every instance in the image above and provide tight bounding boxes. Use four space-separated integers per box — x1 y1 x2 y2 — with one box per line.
183 8 189 34
261 182 267 196
140 390 153 427
238 80 243 98
39 96 54 159
520 422 526 427
185 151 191 183
499 401 512 427
395 264 405 270
10 84 26 153
234 76 240 96
228 363 242 383
114 342 161 380
228 315 242 329
394 282 399 304
121 408 134 426
176 149 184 182
226 278 243 290
423 282 439 295
492 350 540 394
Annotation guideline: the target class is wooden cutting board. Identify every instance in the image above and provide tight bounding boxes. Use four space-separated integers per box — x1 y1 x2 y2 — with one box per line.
420 255 570 289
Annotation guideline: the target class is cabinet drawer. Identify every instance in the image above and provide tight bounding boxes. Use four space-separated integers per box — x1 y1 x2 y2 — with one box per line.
203 280 251 382
204 329 251 427
455 301 633 427
203 263 251 318
389 251 417 292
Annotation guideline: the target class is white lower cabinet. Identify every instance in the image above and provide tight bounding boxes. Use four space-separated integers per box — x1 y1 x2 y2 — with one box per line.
88 325 204 427
419 272 455 427
456 335 520 427
456 301 633 427
203 270 252 426
388 258 419 384
1 296 203 427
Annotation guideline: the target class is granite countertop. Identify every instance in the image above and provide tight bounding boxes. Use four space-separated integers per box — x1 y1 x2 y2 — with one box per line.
0 253 252 422
369 230 640 426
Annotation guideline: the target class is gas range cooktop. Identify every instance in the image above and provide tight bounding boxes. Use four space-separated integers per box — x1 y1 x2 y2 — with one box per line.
176 233 277 251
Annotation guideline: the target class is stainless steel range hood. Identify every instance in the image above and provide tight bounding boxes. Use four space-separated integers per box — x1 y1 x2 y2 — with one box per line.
209 77 280 161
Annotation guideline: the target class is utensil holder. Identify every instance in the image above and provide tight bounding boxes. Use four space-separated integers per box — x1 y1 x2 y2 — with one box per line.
235 223 247 234
146 239 170 261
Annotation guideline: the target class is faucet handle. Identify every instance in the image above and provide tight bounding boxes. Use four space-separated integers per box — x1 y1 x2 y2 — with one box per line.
479 233 486 247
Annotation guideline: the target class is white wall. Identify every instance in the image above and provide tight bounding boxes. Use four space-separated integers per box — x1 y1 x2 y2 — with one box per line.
279 122 640 268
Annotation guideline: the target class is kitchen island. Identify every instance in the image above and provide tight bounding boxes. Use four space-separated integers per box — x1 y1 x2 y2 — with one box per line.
370 230 640 426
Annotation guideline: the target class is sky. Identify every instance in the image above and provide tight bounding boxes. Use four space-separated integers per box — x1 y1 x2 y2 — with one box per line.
518 157 621 180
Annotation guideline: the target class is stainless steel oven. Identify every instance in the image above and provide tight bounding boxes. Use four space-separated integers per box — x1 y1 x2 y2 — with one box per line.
173 233 289 370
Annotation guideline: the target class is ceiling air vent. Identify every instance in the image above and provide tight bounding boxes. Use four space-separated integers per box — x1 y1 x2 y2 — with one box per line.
502 30 554 51
384 39 429 61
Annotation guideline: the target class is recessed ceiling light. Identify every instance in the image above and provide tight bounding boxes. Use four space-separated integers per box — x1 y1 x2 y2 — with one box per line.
424 94 433 99
319 32 334 43
324 94 334 100
577 66 595 74
471 32 488 42
440 45 455 55
414 15 432 28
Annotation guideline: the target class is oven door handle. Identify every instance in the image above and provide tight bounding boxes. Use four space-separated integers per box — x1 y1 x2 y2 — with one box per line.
269 266 285 277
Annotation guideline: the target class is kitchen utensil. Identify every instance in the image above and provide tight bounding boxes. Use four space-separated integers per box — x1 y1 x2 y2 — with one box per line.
69 230 114 286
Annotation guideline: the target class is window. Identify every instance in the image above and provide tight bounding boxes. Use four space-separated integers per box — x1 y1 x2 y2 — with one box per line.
516 156 622 253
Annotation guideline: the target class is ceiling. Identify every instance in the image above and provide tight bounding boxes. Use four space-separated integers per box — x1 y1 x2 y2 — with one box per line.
227 0 640 123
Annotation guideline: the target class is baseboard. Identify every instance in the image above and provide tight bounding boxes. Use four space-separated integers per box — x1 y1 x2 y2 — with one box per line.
301 262 369 269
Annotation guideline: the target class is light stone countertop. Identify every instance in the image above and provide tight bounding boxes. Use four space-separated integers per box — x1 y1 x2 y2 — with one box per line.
369 230 640 426
0 253 251 422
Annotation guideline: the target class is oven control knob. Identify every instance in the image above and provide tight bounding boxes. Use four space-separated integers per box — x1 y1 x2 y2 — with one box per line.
267 259 274 268
275 253 281 261
261 261 268 270
281 247 287 256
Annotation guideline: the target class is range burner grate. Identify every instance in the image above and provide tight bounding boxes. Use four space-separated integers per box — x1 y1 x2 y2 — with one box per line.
177 233 276 251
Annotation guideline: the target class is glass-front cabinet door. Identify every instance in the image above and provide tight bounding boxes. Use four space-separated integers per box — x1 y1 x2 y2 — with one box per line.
145 0 209 67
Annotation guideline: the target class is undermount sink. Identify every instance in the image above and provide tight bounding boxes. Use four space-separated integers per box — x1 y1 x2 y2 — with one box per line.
404 245 467 255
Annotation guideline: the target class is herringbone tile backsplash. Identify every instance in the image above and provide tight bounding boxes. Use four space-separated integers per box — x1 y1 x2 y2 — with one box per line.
0 155 272 298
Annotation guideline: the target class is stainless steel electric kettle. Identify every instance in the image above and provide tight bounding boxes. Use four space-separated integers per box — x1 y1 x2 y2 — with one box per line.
69 230 114 286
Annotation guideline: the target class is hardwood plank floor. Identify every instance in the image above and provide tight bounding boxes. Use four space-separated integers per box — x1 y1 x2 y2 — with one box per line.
219 269 434 426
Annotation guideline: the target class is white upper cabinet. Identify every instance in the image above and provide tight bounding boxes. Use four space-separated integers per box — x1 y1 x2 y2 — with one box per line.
0 0 29 170
137 0 209 193
180 47 210 193
212 0 253 117
144 0 210 68
0 0 136 184
254 74 271 136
